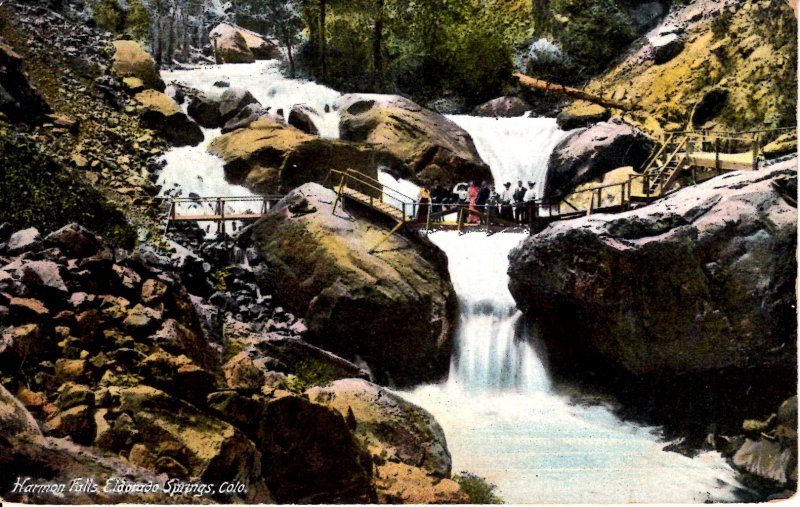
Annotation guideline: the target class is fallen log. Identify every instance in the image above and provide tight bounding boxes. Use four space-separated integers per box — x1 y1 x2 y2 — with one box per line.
514 72 638 112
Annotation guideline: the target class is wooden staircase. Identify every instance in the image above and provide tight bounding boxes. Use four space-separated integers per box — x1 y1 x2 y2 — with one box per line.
330 169 416 253
640 134 689 198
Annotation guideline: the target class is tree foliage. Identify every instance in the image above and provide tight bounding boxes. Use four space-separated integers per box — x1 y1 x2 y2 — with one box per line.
291 0 525 106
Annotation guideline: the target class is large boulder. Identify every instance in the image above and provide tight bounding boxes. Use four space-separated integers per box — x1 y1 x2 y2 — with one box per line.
0 43 50 123
252 184 458 386
337 94 492 187
111 41 165 92
287 104 320 135
556 100 611 130
187 88 260 129
208 117 403 194
258 395 375 503
509 163 797 384
211 24 280 62
472 96 531 117
135 90 204 147
0 384 42 438
114 385 267 500
307 379 452 476
544 119 654 199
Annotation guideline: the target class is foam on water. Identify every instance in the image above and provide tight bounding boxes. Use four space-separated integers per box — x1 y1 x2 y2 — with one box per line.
447 115 572 197
401 230 747 503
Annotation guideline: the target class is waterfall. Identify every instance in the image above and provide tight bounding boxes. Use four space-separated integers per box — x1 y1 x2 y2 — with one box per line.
401 115 748 504
158 61 343 236
432 231 549 393
155 62 748 502
447 115 572 196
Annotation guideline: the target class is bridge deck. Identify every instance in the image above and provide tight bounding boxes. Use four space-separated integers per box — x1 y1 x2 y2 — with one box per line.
340 187 406 222
171 213 266 222
686 151 756 170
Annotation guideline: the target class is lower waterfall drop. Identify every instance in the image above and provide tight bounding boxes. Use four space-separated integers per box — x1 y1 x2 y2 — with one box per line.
401 230 748 503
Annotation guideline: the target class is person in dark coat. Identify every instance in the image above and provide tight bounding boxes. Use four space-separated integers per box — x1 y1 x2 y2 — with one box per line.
513 180 526 223
430 179 447 222
476 180 490 224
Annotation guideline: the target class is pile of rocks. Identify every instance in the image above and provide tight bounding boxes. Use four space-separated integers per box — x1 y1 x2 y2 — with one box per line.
0 222 465 503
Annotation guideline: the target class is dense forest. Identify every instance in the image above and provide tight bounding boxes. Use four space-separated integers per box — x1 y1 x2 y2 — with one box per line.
87 0 676 106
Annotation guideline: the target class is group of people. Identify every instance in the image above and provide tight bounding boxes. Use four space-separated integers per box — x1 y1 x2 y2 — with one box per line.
416 179 537 224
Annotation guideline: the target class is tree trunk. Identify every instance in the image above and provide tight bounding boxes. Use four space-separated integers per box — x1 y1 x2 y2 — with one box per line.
320 0 327 79
514 72 638 111
152 0 163 64
286 34 295 78
373 0 384 84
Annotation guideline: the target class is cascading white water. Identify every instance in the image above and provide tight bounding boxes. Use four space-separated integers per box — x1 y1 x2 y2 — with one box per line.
447 115 572 196
440 231 549 393
400 115 749 503
155 63 749 501
158 61 343 234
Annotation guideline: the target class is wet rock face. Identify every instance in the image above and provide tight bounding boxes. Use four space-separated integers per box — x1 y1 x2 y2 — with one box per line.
472 96 531 117
208 117 403 194
509 163 797 382
135 90 204 147
337 93 493 187
252 183 458 386
544 119 654 199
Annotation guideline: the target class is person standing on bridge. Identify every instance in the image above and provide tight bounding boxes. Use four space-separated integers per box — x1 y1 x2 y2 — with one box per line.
500 182 513 222
476 180 490 224
513 180 526 223
467 181 480 224
416 186 431 223
430 179 447 222
521 181 537 225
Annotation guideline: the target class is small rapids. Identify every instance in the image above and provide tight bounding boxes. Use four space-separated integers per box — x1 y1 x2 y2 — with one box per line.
155 63 749 502
401 230 748 503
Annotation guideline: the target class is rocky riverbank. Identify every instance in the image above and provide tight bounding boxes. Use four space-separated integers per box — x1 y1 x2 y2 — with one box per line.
508 160 798 492
0 222 468 503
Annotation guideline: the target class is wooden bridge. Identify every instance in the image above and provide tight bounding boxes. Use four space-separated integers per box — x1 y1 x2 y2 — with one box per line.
329 127 796 249
164 195 284 235
161 127 795 249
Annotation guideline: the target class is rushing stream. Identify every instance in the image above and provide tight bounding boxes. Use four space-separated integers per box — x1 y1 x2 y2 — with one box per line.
158 61 748 503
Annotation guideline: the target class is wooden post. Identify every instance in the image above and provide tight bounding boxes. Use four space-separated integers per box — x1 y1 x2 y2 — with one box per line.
752 134 760 171
645 174 651 202
597 188 603 210
332 174 347 214
219 198 225 236
715 137 721 174
425 200 432 233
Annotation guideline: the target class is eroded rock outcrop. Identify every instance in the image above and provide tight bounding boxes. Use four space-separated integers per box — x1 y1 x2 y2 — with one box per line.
210 24 280 64
135 90 203 146
208 117 403 194
509 163 797 383
472 96 531 117
337 94 492 187
544 119 654 199
111 40 165 92
252 183 458 386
